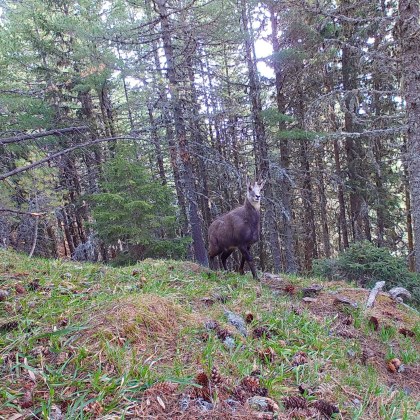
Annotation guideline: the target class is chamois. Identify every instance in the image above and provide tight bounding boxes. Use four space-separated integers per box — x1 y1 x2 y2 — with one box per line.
208 178 266 279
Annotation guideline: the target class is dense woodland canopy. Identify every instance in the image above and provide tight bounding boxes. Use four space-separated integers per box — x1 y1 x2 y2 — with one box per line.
0 0 420 275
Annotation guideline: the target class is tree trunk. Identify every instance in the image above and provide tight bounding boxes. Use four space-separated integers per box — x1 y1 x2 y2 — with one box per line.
154 0 208 265
316 147 331 257
396 0 420 271
269 4 297 273
241 0 282 273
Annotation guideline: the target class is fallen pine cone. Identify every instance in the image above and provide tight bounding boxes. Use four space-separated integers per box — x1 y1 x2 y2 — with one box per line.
368 316 379 331
15 284 26 294
387 358 402 373
195 372 209 387
258 347 276 363
83 401 104 416
311 399 339 417
211 366 223 384
245 312 254 324
282 395 308 410
253 326 272 339
241 375 260 393
292 351 308 366
398 327 415 338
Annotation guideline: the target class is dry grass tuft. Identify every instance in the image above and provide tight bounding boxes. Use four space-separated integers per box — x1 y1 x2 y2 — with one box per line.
77 294 198 367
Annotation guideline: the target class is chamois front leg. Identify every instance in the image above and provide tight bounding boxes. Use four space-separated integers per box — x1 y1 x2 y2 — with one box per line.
238 246 258 280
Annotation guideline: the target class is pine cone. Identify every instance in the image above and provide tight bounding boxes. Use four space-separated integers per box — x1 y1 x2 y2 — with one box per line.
361 348 374 365
292 351 308 366
291 305 303 316
215 326 231 341
283 396 308 410
211 366 223 384
258 347 276 363
256 387 268 397
241 375 260 392
245 312 254 324
283 284 296 295
232 385 247 402
253 326 272 339
311 400 339 417
195 372 209 387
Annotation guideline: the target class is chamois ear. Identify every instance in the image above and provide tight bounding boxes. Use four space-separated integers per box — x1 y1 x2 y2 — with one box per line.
258 178 267 189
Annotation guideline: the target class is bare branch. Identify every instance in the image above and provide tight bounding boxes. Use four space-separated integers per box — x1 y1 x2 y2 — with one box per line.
0 126 90 146
0 208 46 217
0 135 138 181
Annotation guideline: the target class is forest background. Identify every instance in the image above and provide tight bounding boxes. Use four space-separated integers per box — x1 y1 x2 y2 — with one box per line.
0 0 419 295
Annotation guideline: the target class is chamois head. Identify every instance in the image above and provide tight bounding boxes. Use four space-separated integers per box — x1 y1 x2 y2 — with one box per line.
246 177 266 210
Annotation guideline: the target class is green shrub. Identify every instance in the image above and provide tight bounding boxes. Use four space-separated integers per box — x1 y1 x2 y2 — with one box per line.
89 153 189 263
313 241 420 306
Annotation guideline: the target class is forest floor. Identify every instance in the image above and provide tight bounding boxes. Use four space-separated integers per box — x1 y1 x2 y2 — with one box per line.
0 249 419 419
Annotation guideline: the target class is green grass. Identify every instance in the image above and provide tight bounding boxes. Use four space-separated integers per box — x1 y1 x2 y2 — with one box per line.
0 249 419 419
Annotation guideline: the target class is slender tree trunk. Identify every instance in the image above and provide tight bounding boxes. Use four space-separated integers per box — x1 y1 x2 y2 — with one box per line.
341 1 368 242
316 147 331 257
396 0 420 271
154 0 208 265
146 103 167 184
241 0 282 272
269 4 297 273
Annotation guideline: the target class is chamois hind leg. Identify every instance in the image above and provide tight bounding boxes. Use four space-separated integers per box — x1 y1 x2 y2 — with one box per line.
220 249 234 271
238 246 258 280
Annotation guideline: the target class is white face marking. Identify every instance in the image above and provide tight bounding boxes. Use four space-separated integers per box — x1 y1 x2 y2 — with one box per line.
247 180 265 209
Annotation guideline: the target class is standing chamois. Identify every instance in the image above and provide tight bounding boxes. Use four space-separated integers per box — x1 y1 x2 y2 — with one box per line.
208 178 266 279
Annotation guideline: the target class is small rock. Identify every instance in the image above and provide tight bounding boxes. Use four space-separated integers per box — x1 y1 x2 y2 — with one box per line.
223 336 236 349
0 289 9 301
302 284 323 297
225 309 247 337
302 297 317 303
347 349 356 358
352 398 361 407
50 404 64 420
403 387 412 396
179 395 190 411
225 398 241 410
388 287 411 302
196 398 214 411
398 364 406 373
247 396 279 412
334 296 358 308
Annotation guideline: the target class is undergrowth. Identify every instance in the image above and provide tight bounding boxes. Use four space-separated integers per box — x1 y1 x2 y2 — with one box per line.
0 249 419 419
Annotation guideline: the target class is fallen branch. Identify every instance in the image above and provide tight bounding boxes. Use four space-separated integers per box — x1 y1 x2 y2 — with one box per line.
366 281 385 308
0 208 46 217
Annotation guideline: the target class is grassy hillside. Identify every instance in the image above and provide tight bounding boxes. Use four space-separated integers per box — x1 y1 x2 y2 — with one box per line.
0 249 419 419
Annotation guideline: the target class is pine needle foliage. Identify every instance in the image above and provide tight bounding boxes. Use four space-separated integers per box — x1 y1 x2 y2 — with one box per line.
89 153 188 264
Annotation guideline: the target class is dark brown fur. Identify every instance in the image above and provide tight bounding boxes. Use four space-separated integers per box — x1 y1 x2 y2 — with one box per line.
208 198 260 279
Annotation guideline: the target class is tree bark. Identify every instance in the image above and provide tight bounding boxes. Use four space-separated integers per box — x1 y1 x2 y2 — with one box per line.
396 0 420 271
269 4 297 273
154 0 208 265
241 0 282 273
